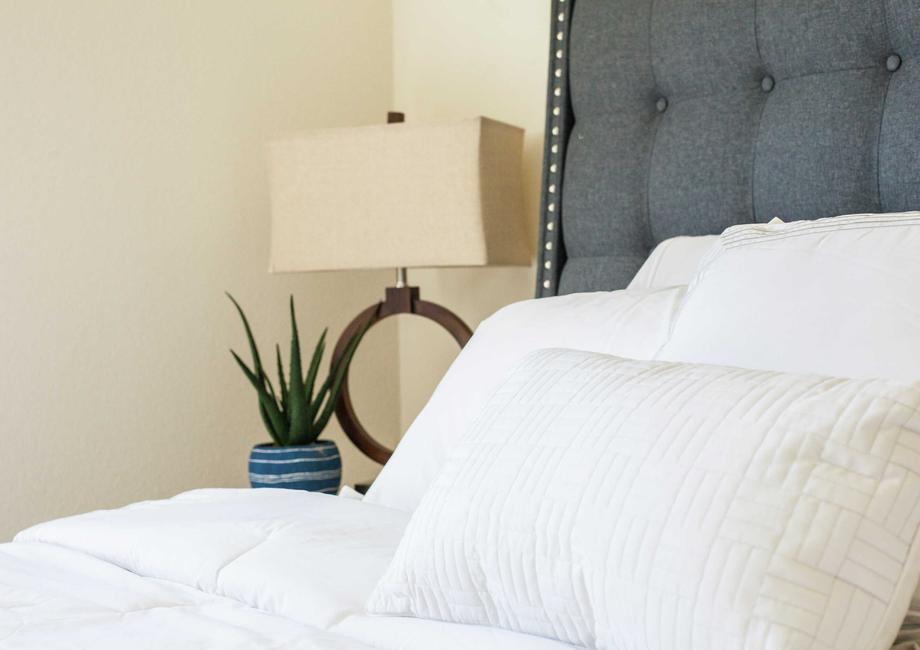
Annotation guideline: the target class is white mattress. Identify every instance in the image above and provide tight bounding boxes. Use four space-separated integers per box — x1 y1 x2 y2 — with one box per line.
0 488 571 649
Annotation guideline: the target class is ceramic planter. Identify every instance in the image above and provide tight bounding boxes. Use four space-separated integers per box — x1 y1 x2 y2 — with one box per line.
248 440 341 493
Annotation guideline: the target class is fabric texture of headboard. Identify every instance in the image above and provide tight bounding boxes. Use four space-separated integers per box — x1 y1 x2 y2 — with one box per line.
535 0 920 297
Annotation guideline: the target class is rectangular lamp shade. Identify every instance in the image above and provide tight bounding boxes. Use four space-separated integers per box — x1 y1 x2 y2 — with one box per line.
268 117 531 272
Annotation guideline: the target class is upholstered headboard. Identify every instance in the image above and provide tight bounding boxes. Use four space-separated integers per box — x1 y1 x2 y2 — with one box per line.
535 0 920 297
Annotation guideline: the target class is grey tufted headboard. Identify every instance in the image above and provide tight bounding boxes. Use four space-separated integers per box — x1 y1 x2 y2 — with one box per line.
535 0 920 297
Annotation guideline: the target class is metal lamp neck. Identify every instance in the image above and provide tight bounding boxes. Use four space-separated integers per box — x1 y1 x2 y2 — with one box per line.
395 267 408 288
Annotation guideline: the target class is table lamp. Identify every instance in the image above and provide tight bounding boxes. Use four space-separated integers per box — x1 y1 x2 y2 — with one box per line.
268 112 530 465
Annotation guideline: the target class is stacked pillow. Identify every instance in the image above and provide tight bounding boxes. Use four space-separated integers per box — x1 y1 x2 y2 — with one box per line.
370 348 920 650
626 234 719 290
364 286 686 512
365 212 920 650
657 213 920 380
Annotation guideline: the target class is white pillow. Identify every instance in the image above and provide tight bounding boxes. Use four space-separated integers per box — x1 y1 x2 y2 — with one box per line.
657 212 920 381
363 287 686 512
369 348 920 650
627 234 720 290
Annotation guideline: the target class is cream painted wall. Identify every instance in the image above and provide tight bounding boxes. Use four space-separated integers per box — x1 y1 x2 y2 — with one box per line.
0 0 398 540
0 1 551 541
391 0 549 431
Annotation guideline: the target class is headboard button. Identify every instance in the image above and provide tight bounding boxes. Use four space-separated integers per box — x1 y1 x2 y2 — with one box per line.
887 54 902 72
656 97 668 113
761 75 775 92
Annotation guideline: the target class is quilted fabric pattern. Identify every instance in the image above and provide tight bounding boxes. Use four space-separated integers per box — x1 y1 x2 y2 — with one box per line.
369 349 920 650
535 0 920 296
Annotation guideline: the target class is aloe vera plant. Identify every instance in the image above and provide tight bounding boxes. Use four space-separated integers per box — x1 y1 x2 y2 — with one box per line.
228 293 366 447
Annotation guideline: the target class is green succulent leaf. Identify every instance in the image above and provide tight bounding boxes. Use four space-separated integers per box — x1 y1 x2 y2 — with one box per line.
257 402 279 444
286 296 310 443
304 328 327 419
312 320 368 436
275 344 288 413
262 370 278 404
262 375 286 444
227 293 264 375
228 293 288 445
231 350 286 445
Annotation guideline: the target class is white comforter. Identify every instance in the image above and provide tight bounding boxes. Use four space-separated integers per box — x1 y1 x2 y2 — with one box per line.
0 489 570 649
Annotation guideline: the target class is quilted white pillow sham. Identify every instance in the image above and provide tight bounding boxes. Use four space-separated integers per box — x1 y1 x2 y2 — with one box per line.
369 348 920 650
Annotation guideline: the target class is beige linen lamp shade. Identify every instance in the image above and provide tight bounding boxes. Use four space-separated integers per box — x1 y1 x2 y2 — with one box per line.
268 117 530 272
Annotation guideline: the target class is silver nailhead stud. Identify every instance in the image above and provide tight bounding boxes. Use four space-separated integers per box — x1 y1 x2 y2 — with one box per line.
545 241 553 250
547 222 555 231
549 184 556 193
558 12 565 21
552 127 559 136
551 144 559 154
556 49 563 59
554 88 562 97
550 164 558 172
543 280 551 289
555 68 562 78
557 32 564 41
553 107 560 116
548 203 555 212
545 260 552 269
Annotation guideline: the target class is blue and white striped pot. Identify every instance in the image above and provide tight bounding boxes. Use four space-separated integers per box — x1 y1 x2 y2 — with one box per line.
248 441 341 494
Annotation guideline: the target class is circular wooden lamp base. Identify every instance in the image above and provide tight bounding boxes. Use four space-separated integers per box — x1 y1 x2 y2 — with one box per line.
330 284 472 465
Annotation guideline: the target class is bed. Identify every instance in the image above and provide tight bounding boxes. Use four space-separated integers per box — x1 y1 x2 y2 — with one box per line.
4 0 920 648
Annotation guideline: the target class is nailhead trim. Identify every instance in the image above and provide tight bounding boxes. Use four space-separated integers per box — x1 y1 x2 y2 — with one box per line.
540 0 570 297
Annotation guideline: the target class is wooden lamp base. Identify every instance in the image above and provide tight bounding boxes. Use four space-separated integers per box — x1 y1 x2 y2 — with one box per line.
330 284 473 466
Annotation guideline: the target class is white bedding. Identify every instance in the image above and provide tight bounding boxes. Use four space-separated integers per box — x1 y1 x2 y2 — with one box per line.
11 215 920 649
2 488 572 649
370 348 920 649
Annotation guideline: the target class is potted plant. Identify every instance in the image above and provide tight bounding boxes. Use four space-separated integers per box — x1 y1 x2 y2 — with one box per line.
228 293 364 493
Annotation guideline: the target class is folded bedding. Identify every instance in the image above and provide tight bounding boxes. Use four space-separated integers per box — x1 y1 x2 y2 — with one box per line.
0 541 368 650
7 487 920 649
3 488 574 649
15 488 404 628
